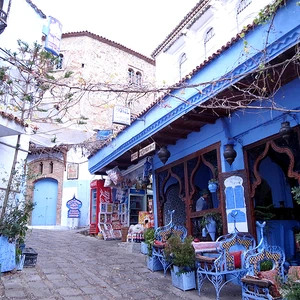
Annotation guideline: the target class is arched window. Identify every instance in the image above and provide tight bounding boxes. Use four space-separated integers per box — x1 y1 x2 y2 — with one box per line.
136 71 142 86
179 53 187 78
128 68 135 84
237 0 252 14
49 161 54 173
39 162 43 174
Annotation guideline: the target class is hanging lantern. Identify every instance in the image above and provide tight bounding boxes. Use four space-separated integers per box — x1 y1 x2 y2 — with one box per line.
223 143 237 165
279 121 292 143
157 146 170 164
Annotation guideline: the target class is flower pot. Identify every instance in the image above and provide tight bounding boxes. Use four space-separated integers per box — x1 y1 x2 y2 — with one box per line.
171 265 196 291
206 217 217 241
140 241 148 255
147 256 163 272
208 182 218 193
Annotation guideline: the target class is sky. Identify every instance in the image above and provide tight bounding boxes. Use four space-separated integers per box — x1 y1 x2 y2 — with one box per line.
33 0 199 57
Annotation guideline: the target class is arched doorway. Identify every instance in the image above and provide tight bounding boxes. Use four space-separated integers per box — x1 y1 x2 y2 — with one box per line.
31 178 58 225
246 130 300 261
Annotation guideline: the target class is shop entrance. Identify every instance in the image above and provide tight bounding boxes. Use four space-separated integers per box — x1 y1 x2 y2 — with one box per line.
155 143 223 238
245 127 300 261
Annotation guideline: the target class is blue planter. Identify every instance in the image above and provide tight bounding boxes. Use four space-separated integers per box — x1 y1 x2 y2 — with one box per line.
147 256 163 272
171 265 196 291
0 236 16 272
208 182 218 193
141 242 148 255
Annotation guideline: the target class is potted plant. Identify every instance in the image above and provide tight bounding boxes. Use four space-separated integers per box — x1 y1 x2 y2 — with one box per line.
208 178 218 193
201 212 223 241
0 199 35 272
164 235 196 291
144 228 163 272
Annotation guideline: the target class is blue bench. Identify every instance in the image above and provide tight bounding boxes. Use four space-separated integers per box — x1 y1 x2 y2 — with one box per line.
152 210 187 276
241 221 285 300
196 221 256 300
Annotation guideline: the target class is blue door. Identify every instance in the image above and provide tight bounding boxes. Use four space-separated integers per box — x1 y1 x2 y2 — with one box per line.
31 178 58 225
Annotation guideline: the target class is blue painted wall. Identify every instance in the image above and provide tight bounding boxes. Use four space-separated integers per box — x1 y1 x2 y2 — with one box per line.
63 179 91 227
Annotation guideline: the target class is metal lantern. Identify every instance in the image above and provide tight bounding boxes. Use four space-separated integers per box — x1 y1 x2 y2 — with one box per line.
157 146 170 164
279 121 292 143
223 143 237 165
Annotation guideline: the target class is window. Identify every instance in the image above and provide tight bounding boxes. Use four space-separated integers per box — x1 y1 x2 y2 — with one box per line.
49 161 54 173
128 68 143 86
179 53 187 78
56 53 64 70
237 0 252 14
204 27 214 44
136 71 142 86
39 162 43 174
204 27 215 59
128 68 135 84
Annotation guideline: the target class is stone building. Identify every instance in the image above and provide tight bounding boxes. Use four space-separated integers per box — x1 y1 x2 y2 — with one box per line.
54 31 156 132
27 31 156 228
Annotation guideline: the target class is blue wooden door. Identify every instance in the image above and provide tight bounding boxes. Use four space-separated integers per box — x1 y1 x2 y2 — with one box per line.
31 178 58 225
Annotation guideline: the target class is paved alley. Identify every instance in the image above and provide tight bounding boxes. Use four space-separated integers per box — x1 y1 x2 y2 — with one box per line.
0 229 242 299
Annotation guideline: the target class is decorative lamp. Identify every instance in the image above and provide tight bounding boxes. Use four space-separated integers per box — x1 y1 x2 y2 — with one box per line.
157 146 170 164
279 121 292 143
223 141 237 165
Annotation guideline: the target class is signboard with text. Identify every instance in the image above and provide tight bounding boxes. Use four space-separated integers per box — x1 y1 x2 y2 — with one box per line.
112 105 131 126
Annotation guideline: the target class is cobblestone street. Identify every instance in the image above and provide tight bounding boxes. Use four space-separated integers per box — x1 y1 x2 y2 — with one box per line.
0 229 242 299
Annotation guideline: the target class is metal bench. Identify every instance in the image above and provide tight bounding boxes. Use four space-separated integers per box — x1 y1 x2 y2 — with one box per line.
241 221 285 300
196 218 256 300
152 210 187 276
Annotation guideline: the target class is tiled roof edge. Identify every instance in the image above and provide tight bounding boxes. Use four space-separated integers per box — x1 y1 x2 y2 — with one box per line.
151 0 210 58
0 111 28 127
26 0 47 19
62 31 155 65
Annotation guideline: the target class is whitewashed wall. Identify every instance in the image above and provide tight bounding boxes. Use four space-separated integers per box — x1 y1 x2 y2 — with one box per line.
155 0 272 85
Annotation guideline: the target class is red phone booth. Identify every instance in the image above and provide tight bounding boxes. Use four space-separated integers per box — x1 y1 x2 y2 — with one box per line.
89 179 112 234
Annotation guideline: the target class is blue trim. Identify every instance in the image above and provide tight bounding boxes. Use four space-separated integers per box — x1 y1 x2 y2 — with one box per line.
89 1 300 174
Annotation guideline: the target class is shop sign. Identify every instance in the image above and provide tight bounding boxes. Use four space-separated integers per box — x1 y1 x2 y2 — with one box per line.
66 195 82 218
67 163 79 180
131 151 139 161
139 142 156 157
131 142 156 162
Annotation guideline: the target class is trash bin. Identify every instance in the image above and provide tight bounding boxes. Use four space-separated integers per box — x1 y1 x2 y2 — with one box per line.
121 227 129 242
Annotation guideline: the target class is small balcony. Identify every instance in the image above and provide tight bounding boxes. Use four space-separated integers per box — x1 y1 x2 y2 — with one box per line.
0 9 7 34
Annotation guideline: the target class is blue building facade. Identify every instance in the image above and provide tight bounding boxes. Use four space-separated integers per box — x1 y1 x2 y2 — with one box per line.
89 0 300 261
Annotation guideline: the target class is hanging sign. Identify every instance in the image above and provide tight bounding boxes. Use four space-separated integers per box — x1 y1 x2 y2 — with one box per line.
44 16 63 56
131 151 139 162
112 105 131 126
139 142 156 157
131 142 156 162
